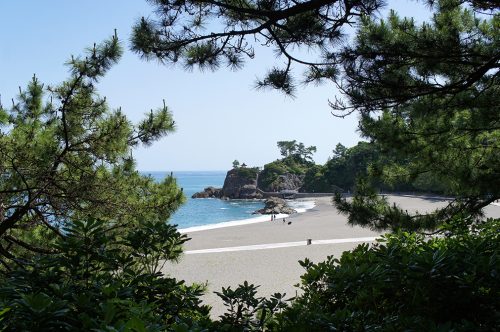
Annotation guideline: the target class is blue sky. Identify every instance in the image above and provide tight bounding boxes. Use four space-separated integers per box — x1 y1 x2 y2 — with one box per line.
0 1 430 171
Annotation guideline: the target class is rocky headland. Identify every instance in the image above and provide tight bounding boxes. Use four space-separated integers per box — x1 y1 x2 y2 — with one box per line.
258 173 303 192
191 167 303 200
220 167 262 199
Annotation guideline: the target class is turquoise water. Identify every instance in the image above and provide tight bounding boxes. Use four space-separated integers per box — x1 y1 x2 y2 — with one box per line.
146 171 265 229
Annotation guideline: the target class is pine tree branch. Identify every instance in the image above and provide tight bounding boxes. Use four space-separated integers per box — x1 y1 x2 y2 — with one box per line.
4 235 55 254
33 207 64 238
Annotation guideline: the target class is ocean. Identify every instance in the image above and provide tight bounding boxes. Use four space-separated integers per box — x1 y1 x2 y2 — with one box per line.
147 171 264 229
146 171 314 230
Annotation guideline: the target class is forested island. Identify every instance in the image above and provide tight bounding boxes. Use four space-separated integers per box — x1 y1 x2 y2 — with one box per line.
193 140 450 200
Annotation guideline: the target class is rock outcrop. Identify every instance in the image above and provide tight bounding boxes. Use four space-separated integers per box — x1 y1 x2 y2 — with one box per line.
221 168 262 199
192 165 307 200
192 168 263 199
191 186 222 198
259 172 304 192
253 197 296 215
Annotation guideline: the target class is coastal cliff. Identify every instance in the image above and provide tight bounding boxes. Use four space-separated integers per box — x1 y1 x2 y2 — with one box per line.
257 172 303 192
192 141 319 199
191 167 263 199
192 163 307 199
221 168 262 199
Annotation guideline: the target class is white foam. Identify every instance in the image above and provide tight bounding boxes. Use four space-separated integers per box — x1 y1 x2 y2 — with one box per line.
287 199 316 213
178 199 316 234
178 214 284 233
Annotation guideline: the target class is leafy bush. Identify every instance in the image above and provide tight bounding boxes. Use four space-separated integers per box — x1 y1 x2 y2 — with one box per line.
0 219 211 331
177 218 497 331
2 217 498 331
278 219 500 331
212 282 287 332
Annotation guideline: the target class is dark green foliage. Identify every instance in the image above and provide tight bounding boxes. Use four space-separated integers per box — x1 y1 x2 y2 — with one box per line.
213 282 287 331
323 142 378 192
200 218 500 331
278 219 500 331
301 164 330 193
0 218 211 331
411 172 453 194
334 0 500 230
302 141 424 193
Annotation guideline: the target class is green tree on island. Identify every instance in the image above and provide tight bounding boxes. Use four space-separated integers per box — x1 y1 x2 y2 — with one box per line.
258 140 317 191
276 140 298 158
277 140 317 161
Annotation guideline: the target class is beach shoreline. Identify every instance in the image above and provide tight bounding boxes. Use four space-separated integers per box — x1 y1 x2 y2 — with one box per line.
178 198 316 233
165 195 500 317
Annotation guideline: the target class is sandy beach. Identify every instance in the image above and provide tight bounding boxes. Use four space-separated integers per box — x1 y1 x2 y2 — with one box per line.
163 195 500 317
